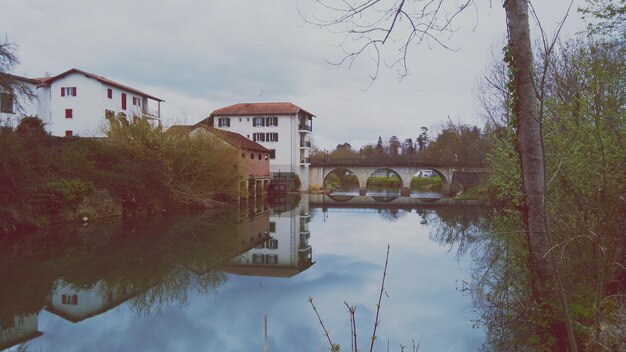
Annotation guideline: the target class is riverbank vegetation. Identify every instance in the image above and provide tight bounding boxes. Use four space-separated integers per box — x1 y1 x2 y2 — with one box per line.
308 0 625 349
475 32 626 350
0 115 240 235
410 176 441 192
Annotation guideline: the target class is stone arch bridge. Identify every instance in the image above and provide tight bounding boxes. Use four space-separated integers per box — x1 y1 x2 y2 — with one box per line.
309 159 490 195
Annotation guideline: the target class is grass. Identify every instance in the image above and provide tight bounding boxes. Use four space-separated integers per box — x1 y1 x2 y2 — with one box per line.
410 176 442 191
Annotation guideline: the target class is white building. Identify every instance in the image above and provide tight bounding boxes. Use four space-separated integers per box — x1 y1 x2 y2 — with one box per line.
35 68 164 137
0 74 39 127
225 196 314 278
0 313 42 351
205 102 315 189
46 280 137 323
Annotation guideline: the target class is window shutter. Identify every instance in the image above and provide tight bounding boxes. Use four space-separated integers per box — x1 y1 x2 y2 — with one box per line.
72 87 77 96
61 87 65 97
121 93 127 110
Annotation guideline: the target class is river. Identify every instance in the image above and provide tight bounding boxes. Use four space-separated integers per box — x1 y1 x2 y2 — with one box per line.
0 195 487 352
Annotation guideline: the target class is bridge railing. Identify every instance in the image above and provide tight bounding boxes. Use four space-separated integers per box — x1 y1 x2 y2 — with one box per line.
309 157 486 167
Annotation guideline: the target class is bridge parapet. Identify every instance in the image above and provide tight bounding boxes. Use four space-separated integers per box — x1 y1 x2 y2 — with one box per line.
310 158 486 168
309 160 490 195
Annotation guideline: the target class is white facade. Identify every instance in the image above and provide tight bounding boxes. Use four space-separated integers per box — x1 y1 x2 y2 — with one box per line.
209 103 314 189
0 75 38 128
228 197 313 277
0 313 42 350
36 69 163 137
46 280 136 322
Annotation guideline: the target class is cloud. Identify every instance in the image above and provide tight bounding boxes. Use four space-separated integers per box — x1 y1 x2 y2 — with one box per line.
2 0 587 150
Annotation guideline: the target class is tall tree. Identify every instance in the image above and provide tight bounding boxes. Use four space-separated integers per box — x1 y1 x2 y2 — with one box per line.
305 0 578 349
375 136 385 155
388 135 400 156
416 126 429 151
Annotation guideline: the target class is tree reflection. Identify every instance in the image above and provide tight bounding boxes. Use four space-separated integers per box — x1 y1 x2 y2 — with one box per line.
0 204 267 331
376 207 408 222
427 207 546 350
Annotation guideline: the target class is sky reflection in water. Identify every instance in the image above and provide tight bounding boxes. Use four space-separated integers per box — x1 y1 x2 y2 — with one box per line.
7 198 484 352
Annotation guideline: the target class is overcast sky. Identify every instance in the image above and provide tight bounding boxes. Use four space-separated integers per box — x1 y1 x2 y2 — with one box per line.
1 0 587 149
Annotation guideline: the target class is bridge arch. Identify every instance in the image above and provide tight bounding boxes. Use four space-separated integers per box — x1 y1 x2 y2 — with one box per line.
309 162 487 195
322 167 361 191
366 168 404 189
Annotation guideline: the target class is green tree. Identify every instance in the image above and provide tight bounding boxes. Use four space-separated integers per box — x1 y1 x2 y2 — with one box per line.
375 136 385 156
416 126 429 151
388 135 400 157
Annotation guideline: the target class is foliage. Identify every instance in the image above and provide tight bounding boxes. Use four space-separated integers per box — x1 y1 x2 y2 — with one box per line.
420 123 490 165
579 0 626 39
478 34 626 350
410 176 442 191
0 115 242 234
367 176 401 188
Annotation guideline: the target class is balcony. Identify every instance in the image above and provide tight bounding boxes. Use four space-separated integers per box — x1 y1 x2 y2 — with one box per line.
300 157 311 164
298 124 312 133
300 140 311 149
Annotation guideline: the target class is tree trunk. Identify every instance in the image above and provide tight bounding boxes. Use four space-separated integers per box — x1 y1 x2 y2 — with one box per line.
504 1 576 350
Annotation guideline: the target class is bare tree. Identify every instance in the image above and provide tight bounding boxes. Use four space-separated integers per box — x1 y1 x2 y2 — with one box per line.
0 38 36 122
304 0 578 350
302 0 476 81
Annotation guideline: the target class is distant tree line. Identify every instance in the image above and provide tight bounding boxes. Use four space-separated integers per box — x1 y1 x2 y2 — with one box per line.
312 124 490 166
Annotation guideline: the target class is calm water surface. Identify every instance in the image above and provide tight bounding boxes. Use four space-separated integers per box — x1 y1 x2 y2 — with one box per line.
1 195 485 351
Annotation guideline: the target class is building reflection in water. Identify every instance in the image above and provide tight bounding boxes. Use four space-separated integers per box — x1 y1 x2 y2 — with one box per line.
0 313 42 351
225 194 314 278
45 281 138 324
0 195 313 351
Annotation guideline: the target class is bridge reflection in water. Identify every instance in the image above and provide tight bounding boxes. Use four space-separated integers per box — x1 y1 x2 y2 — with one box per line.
310 194 479 210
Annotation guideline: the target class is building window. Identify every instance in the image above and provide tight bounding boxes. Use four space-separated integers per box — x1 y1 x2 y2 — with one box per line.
65 109 73 118
61 294 78 305
258 154 261 160
0 93 14 113
241 153 245 159
61 87 77 96
269 222 276 232
218 117 230 127
265 116 278 126
253 116 265 127
65 130 73 137
269 149 276 159
266 254 278 265
250 153 254 159
107 88 113 99
252 254 265 264
253 133 265 142
268 239 278 249
266 133 278 142
121 93 127 110
132 97 141 107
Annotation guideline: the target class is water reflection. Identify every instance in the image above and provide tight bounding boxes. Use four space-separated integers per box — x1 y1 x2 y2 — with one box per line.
0 197 313 351
1 195 490 351
225 195 314 278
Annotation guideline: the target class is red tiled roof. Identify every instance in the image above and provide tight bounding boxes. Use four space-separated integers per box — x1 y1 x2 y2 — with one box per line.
168 124 269 153
210 102 314 117
37 68 164 102
0 73 41 85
